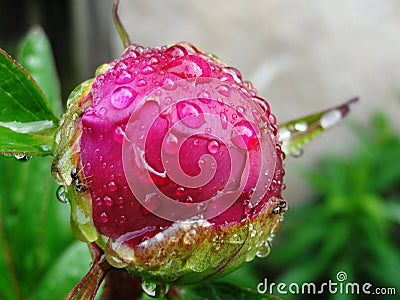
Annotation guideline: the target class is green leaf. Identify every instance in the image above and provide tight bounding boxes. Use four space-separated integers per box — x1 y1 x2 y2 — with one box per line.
31 242 92 300
279 98 358 156
18 26 63 117
0 49 58 155
0 156 86 299
169 281 280 300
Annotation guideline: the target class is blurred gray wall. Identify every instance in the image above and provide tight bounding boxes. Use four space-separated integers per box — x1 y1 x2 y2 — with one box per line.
72 0 400 202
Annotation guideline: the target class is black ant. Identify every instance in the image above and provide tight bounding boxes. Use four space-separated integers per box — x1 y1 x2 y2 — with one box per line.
70 166 89 192
272 200 287 215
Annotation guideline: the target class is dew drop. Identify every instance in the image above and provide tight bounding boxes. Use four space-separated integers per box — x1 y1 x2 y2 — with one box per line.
163 97 172 105
141 280 168 298
100 212 109 223
175 186 185 197
115 70 134 84
163 55 211 78
229 233 244 244
97 107 107 117
143 193 160 213
197 202 207 212
320 109 343 129
113 126 125 144
119 215 126 224
94 197 103 207
216 84 231 97
197 91 211 104
290 148 304 158
163 133 179 155
236 106 246 117
231 120 259 149
184 229 197 245
108 181 117 192
146 57 159 65
111 87 137 109
137 79 146 87
294 121 308 132
165 45 188 58
256 241 271 258
56 185 68 203
176 101 205 128
220 112 228 129
116 196 125 205
103 196 113 206
14 154 31 162
141 65 155 75
207 139 220 154
161 77 177 90
222 66 242 84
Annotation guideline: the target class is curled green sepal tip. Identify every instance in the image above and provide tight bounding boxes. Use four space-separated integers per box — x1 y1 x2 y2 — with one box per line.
278 97 359 156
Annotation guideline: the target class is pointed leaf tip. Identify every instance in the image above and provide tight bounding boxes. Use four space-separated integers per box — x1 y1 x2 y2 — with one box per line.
279 97 359 156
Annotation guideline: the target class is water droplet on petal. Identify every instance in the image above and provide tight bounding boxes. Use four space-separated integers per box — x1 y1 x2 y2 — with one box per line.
141 65 155 75
113 126 126 144
176 186 186 197
216 84 231 97
207 140 220 154
137 79 147 87
163 55 211 78
222 66 242 83
115 70 134 84
220 112 228 129
165 45 188 58
197 202 207 212
176 101 205 128
197 91 211 104
161 77 177 90
97 107 107 117
103 196 113 206
146 57 159 65
236 106 245 117
116 196 125 205
111 87 137 109
100 212 109 223
108 181 117 192
231 120 259 149
163 133 179 155
142 193 160 214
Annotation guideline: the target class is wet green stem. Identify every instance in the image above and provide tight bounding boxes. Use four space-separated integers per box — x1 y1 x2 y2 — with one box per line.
67 243 111 300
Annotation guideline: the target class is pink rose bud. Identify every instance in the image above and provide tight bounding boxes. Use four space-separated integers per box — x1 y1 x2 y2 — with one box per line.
52 42 286 285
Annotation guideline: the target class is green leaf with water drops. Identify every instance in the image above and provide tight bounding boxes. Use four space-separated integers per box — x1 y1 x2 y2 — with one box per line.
167 281 280 300
0 49 58 156
278 98 358 156
0 155 88 299
18 26 63 117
